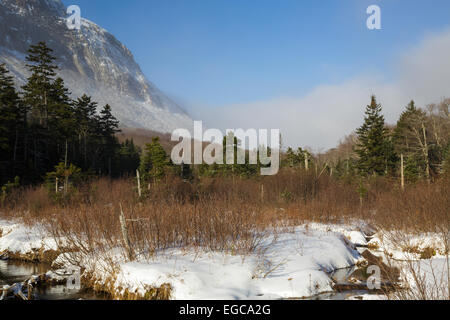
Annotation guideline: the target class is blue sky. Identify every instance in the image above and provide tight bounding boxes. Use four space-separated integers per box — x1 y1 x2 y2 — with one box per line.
61 0 450 105
62 0 450 149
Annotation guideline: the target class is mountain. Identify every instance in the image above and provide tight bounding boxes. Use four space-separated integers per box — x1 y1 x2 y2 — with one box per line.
0 0 193 133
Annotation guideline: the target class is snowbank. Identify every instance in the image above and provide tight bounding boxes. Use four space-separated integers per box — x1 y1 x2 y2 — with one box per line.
0 219 58 255
0 218 386 299
1 218 366 299
368 231 447 260
107 226 362 300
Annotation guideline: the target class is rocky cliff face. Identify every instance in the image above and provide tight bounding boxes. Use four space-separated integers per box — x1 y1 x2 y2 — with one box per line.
0 0 193 132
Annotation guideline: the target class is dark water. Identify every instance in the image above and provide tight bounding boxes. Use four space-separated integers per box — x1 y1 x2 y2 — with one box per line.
0 259 105 300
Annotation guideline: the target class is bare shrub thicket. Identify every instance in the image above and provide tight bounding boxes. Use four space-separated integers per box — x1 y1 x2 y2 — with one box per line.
1 170 448 269
380 231 449 300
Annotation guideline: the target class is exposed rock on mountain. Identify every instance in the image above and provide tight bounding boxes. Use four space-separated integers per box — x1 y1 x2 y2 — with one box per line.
0 0 193 132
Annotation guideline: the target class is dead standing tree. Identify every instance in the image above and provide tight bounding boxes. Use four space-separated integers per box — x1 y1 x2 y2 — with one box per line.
119 203 134 261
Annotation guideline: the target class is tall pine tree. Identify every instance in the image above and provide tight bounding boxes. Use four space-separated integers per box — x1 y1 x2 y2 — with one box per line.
393 101 432 180
21 42 60 178
0 64 23 182
99 104 120 175
355 96 396 176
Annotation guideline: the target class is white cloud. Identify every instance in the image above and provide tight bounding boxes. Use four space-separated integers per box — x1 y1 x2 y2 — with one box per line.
397 29 450 104
187 29 450 151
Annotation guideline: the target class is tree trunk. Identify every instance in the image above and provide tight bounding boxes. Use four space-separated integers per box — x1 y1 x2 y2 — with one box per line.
422 123 430 181
136 170 142 198
119 203 134 261
401 154 405 190
64 140 68 196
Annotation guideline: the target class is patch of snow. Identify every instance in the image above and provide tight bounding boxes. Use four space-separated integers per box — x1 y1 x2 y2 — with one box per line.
0 219 58 254
80 226 363 300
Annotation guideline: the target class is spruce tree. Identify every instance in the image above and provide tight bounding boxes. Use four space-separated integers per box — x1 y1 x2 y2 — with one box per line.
117 139 141 175
99 104 120 175
99 104 120 137
394 101 422 154
139 137 170 182
285 147 296 168
47 77 77 164
0 64 22 182
0 64 20 150
21 42 60 177
73 94 99 169
355 96 396 176
393 101 431 180
22 42 58 127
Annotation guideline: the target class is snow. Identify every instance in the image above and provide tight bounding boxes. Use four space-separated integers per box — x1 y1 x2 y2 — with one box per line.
300 222 369 247
0 219 58 254
363 229 449 299
2 216 447 300
369 231 447 260
400 258 449 299
409 258 449 286
0 218 369 299
86 226 363 300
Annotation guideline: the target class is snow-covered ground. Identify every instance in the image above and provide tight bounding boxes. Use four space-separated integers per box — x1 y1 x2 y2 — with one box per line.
365 229 449 300
368 231 447 260
0 219 58 255
109 226 363 300
1 218 448 300
1 218 366 299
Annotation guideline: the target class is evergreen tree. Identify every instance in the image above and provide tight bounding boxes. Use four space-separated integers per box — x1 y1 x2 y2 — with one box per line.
99 104 120 137
47 77 77 166
139 137 170 182
355 96 397 176
284 147 297 168
99 104 120 175
116 139 141 176
48 77 76 139
218 132 259 177
393 101 432 180
21 42 61 178
394 101 422 154
0 43 132 184
22 42 58 127
0 64 23 183
73 94 99 169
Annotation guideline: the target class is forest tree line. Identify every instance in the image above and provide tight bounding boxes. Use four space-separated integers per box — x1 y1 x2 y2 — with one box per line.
0 42 141 187
1 42 450 197
315 96 450 182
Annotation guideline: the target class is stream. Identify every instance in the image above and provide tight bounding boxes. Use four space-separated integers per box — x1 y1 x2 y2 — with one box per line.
0 259 105 300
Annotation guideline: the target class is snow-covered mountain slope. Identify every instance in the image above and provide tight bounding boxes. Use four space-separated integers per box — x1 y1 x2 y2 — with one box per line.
0 0 193 132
